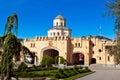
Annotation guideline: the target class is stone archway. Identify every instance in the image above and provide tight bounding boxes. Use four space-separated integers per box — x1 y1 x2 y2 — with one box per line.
72 53 84 65
91 58 96 64
40 47 59 63
42 48 59 64
43 49 59 58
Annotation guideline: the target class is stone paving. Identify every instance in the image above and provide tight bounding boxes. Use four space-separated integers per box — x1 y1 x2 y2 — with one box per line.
75 65 120 80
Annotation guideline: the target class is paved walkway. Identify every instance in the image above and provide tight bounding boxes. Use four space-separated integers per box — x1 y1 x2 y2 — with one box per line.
75 66 120 80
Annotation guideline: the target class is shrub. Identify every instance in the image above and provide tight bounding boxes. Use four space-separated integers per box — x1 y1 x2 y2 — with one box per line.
69 68 74 70
18 62 28 72
60 57 65 64
82 66 91 72
79 66 83 69
55 56 66 64
59 69 64 73
42 72 50 77
69 71 76 76
74 65 79 71
63 71 69 77
32 64 36 68
27 66 58 72
41 55 53 68
27 67 36 72
73 69 79 74
84 66 88 69
55 73 60 78
55 69 68 78
49 67 58 70
55 72 66 78
64 68 69 71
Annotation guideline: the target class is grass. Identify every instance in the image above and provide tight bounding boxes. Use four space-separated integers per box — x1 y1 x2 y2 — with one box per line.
64 71 95 80
17 69 58 78
17 71 94 80
17 70 94 80
16 66 93 80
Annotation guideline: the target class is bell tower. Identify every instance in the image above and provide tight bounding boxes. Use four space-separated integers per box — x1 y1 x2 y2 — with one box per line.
48 15 71 37
53 15 66 27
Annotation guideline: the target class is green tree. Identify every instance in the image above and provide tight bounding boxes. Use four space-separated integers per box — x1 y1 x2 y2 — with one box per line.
0 13 21 80
107 38 120 65
105 0 120 38
105 0 120 65
18 62 28 72
4 13 18 36
41 55 53 68
55 56 65 64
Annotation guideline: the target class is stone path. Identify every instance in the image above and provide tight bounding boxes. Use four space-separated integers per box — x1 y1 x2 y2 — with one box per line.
75 66 120 80
11 64 120 80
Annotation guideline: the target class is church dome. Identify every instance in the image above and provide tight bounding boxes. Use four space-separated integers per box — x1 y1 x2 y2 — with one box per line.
53 15 66 27
54 15 65 20
48 15 71 37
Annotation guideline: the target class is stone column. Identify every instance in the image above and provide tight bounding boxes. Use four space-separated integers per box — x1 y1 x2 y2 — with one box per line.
34 56 37 65
84 53 90 66
84 38 90 66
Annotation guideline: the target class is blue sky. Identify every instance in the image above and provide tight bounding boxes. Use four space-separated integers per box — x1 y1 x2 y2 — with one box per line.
0 0 115 39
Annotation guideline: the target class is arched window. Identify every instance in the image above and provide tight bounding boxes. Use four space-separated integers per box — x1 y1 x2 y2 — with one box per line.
99 49 102 52
78 43 80 47
32 43 35 47
108 56 110 61
53 32 55 36
99 57 101 60
75 43 77 47
57 32 59 36
50 33 52 36
30 43 35 48
61 22 63 26
56 22 58 26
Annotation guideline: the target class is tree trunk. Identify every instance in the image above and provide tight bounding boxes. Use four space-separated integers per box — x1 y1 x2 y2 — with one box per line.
6 72 11 80
1 74 5 80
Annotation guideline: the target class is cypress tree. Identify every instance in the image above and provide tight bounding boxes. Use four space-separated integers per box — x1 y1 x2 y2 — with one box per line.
105 0 120 65
0 13 21 80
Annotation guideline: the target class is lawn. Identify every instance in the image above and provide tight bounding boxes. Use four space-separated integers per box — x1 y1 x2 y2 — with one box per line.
64 71 94 80
15 65 93 80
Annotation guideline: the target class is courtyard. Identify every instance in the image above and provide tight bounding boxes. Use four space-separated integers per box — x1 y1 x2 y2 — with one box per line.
75 65 120 80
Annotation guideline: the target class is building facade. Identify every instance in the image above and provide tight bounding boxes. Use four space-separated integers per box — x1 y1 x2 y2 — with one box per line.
23 15 115 66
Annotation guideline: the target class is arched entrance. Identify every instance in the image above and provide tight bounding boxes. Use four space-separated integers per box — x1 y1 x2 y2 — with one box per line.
72 53 84 65
43 49 59 58
43 49 59 64
91 58 96 64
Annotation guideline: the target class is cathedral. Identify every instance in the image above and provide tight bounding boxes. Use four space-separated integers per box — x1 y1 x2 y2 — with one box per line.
22 15 115 66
